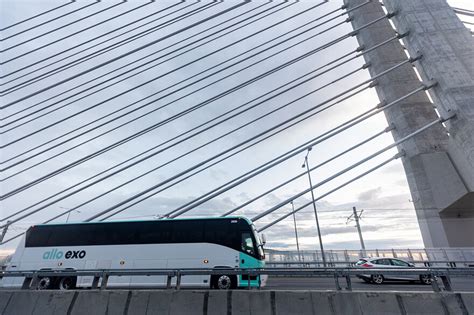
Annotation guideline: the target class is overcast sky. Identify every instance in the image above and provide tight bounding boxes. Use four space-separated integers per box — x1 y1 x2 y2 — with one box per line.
1 0 473 255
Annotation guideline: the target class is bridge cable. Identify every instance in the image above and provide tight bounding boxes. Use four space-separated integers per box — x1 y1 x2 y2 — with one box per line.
1 80 423 239
0 48 366 220
0 1 92 40
0 1 186 82
168 83 428 219
222 128 392 217
0 1 74 32
1 2 124 53
257 155 402 232
0 2 154 85
18 82 424 226
0 2 312 140
97 87 374 221
256 117 453 231
0 46 367 199
251 118 449 222
0 1 386 225
7 84 370 229
82 65 368 221
84 57 420 222
0 3 375 165
0 43 367 223
0 10 346 170
0 1 293 132
0 1 325 131
0 51 416 222
1 5 347 173
1 2 222 97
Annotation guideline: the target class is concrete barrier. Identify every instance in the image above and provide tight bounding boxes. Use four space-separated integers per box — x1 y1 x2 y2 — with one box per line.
0 292 12 315
274 291 314 315
232 290 272 315
461 293 474 314
356 292 401 315
1 291 75 315
0 290 472 314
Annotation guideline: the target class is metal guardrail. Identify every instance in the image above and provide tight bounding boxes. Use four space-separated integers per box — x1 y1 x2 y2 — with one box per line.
2 267 473 292
266 260 474 268
265 248 474 264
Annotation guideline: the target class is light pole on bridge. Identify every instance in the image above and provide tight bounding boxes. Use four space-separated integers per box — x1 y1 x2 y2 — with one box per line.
290 201 302 263
61 207 81 223
301 147 326 267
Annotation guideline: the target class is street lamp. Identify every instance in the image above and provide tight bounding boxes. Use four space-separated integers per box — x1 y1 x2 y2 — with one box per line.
290 201 302 263
61 207 81 223
301 147 326 267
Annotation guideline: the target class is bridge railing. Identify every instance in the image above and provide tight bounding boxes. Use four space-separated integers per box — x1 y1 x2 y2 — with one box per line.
265 260 474 268
265 248 474 267
2 266 473 292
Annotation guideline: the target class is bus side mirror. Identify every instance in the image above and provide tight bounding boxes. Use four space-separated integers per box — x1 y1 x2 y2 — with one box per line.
261 234 266 245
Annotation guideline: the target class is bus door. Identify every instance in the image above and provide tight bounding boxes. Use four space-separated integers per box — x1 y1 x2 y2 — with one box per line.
239 232 260 287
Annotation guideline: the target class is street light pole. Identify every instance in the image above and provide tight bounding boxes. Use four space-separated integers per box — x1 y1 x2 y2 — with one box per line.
349 206 366 255
0 221 11 243
302 147 326 267
61 207 80 223
290 201 301 263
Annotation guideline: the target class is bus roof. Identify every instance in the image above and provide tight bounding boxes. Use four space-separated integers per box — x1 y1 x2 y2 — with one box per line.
32 216 254 228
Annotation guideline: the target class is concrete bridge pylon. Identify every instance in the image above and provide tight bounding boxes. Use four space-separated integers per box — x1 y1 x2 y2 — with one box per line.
344 0 474 247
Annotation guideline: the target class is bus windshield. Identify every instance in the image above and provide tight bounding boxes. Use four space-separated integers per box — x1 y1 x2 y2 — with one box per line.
251 225 265 259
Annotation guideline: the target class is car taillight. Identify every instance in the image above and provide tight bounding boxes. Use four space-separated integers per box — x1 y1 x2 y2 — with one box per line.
361 263 373 268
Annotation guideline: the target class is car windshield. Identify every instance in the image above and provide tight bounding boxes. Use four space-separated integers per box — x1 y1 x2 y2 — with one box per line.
356 259 367 265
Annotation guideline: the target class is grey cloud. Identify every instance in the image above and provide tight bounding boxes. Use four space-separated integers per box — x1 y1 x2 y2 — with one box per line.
358 187 382 201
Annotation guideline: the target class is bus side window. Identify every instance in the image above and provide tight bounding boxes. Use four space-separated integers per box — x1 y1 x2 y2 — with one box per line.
241 233 255 256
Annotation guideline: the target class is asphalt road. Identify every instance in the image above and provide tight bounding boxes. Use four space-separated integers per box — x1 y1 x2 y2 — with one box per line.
265 276 474 292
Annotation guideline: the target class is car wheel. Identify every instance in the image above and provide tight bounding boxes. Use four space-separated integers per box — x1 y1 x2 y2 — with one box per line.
36 277 53 290
420 274 432 285
59 277 76 290
371 274 384 284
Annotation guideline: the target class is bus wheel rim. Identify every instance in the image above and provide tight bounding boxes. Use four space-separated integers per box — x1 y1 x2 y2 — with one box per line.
217 275 231 289
37 277 51 290
59 277 73 290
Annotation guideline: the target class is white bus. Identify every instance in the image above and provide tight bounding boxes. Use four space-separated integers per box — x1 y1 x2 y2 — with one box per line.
2 216 266 290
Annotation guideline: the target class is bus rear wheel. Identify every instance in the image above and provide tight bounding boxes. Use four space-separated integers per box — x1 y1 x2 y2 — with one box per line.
59 277 76 290
212 275 236 290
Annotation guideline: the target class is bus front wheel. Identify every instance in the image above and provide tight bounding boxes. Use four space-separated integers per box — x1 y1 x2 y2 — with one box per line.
212 275 236 290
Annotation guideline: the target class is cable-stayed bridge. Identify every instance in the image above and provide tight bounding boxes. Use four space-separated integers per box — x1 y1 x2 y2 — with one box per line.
1 0 474 257
1 1 474 314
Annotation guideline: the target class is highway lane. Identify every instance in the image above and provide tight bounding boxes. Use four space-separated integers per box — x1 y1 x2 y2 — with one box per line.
264 276 474 292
